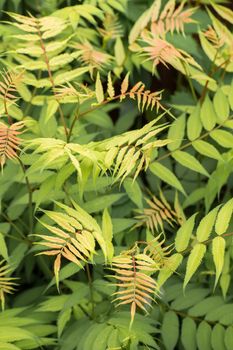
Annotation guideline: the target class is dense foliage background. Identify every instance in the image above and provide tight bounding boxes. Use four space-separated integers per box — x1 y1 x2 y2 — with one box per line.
0 0 232 349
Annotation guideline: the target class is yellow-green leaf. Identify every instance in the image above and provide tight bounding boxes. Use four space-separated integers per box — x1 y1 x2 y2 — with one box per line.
102 208 114 263
213 88 230 123
196 206 220 242
172 150 209 177
184 243 206 289
95 72 104 103
200 94 216 131
54 254 61 292
212 236 225 288
229 79 233 109
192 140 222 161
121 72 130 96
215 198 233 235
167 113 186 151
157 253 183 288
212 4 233 24
107 72 115 98
187 104 202 141
114 37 125 66
175 214 197 252
149 162 185 195
210 130 233 148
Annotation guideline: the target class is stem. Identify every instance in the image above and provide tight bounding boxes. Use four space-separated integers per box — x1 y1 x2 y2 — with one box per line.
182 63 197 102
78 91 171 121
18 158 33 235
67 105 80 142
85 264 95 318
183 231 233 255
0 211 26 239
36 20 68 140
200 57 230 104
156 116 232 163
1 93 33 235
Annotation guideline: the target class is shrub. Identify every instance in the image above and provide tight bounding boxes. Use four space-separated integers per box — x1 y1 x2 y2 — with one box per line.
0 0 232 349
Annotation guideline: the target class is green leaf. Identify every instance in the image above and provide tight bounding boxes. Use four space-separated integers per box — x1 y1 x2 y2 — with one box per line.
210 130 233 149
161 311 179 350
57 308 72 338
34 174 57 211
123 178 143 208
183 188 205 209
171 288 209 311
54 67 89 85
45 263 81 292
0 344 21 350
149 162 185 195
0 233 9 261
181 318 197 350
102 208 114 263
225 327 233 350
196 206 220 242
0 327 33 342
200 94 217 131
157 254 183 288
188 296 224 317
129 1 160 44
44 100 59 123
220 273 231 299
167 113 186 151
215 198 233 235
114 38 125 66
205 304 233 322
229 80 233 109
175 214 197 252
184 243 206 289
192 140 222 161
211 324 226 350
187 104 202 141
91 325 113 350
172 150 209 177
212 236 225 288
83 324 107 350
196 321 212 350
82 193 125 214
213 88 230 123
95 72 104 103
107 329 121 349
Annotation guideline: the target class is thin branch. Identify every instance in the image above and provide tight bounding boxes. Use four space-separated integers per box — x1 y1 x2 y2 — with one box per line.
36 19 68 140
156 116 232 163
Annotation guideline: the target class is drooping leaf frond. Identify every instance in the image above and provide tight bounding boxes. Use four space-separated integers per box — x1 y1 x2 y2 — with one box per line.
140 33 201 70
134 190 181 233
99 13 123 39
0 121 24 169
99 117 171 183
203 25 225 49
24 115 170 184
95 72 165 112
0 260 18 310
73 41 113 72
0 70 22 115
8 12 68 39
35 201 107 289
54 82 94 103
151 0 197 36
109 247 160 327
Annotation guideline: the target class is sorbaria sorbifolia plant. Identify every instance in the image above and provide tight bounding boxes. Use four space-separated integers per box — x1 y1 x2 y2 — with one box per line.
0 0 232 349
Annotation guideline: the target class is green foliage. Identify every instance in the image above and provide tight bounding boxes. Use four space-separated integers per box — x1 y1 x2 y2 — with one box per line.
0 0 232 349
